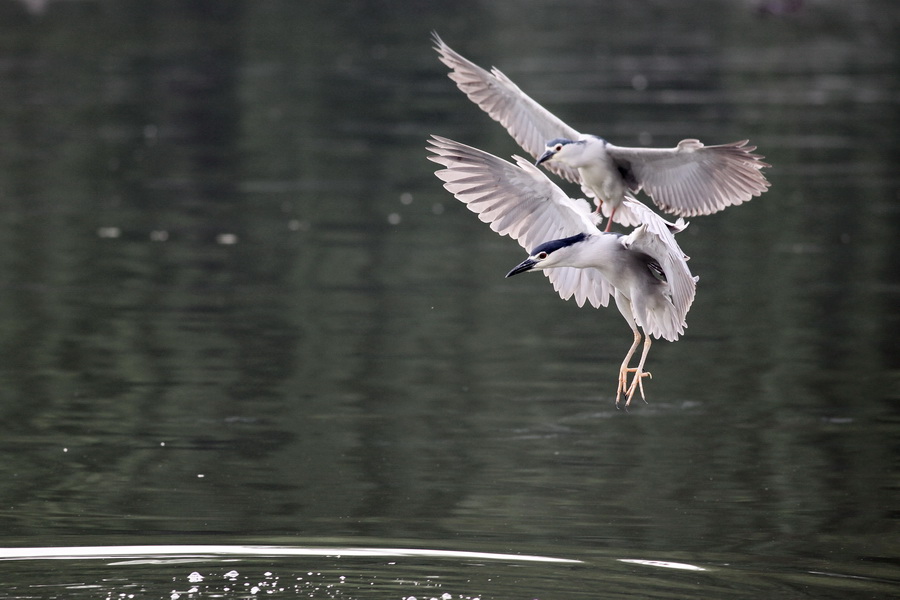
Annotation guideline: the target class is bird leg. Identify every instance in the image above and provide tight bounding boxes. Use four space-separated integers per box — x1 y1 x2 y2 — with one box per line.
616 329 643 408
603 204 618 232
623 335 653 407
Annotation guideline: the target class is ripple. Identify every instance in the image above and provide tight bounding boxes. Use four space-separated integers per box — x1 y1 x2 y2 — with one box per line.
619 558 707 571
0 544 582 564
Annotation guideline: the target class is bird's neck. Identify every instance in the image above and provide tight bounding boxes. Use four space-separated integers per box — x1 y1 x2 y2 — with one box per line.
566 137 607 169
560 234 620 271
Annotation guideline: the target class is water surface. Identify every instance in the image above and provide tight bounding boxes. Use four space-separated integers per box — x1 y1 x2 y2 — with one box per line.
0 1 897 598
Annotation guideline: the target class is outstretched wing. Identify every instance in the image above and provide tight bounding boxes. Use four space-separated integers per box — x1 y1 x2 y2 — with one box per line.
433 33 583 186
619 201 697 341
607 139 770 217
427 135 613 309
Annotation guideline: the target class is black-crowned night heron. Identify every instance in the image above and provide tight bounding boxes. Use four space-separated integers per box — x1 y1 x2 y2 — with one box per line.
426 135 698 407
433 33 771 231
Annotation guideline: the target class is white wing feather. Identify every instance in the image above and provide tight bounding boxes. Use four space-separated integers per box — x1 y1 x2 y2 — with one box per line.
432 32 583 186
427 135 614 309
620 199 697 340
606 139 771 217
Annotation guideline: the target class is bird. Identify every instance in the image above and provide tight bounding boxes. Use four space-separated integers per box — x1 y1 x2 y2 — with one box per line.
426 134 698 407
433 33 770 231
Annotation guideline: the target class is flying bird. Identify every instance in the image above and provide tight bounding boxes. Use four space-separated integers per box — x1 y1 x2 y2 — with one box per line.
426 135 698 407
433 33 770 231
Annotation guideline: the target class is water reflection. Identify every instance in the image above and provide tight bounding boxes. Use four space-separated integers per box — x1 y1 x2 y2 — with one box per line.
0 1 897 598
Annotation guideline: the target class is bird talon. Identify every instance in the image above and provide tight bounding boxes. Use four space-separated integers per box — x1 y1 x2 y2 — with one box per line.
623 369 652 407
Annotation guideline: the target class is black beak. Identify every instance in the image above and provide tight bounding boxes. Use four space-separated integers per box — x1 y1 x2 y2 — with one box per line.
506 257 537 278
535 148 555 166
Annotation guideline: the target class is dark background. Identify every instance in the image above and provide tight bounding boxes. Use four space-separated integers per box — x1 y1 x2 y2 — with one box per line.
0 1 897 597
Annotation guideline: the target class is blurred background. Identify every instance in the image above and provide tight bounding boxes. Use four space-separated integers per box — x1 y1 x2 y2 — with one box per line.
0 0 897 598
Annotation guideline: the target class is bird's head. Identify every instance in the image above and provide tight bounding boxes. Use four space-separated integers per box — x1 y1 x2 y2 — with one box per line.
506 233 590 277
536 138 581 167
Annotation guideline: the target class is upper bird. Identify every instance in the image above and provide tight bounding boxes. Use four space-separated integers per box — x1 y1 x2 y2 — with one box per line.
433 33 770 231
426 135 698 407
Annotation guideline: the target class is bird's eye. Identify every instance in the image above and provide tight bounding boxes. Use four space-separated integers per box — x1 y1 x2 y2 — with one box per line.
554 144 563 152
537 252 548 259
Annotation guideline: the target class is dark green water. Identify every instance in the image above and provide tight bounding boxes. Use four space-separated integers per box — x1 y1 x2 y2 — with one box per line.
0 1 897 598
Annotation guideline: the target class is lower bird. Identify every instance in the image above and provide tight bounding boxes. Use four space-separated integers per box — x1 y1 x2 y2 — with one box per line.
427 135 698 407
433 33 770 231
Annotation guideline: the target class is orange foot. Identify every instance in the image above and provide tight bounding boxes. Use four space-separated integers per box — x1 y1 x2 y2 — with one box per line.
616 368 652 409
